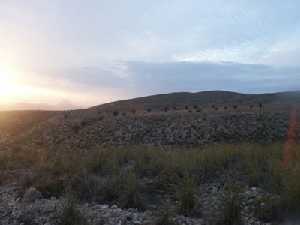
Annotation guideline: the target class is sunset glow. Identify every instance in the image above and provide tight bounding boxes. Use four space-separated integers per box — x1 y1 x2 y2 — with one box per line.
0 67 22 103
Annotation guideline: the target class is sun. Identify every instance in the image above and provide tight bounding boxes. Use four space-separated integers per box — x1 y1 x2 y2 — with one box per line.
0 67 21 103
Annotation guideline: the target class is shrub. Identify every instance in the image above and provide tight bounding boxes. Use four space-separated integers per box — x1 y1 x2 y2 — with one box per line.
156 211 176 225
71 124 81 133
177 176 197 216
119 170 144 210
254 196 284 222
157 167 180 192
218 193 242 225
68 173 104 202
281 164 300 212
35 175 65 198
58 197 89 225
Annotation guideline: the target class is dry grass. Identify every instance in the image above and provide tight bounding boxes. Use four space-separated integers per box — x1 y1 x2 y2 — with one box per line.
1 142 300 214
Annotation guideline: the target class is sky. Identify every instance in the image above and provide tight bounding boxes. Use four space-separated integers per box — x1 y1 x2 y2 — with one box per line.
0 0 300 109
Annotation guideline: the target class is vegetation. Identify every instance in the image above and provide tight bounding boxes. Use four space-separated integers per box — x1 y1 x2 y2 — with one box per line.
58 197 89 225
1 143 300 219
177 175 197 216
218 193 242 225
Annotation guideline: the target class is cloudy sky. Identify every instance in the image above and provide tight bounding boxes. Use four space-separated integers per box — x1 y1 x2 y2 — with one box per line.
0 0 299 109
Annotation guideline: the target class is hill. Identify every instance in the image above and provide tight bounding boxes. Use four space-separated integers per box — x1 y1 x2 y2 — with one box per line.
1 91 300 225
2 90 299 151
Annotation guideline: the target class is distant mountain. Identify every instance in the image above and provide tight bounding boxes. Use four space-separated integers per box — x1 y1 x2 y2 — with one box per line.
94 90 300 112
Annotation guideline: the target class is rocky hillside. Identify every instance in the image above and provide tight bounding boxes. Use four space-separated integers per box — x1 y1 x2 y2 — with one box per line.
0 111 59 145
7 91 299 151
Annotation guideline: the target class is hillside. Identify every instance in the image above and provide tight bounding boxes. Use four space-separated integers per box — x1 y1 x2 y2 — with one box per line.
1 91 300 225
3 91 299 152
0 110 59 145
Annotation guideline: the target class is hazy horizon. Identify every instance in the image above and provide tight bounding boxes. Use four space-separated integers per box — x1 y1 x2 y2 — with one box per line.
1 1 300 110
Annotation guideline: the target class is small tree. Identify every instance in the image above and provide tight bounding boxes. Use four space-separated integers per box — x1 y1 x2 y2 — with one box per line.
259 103 263 115
113 111 119 117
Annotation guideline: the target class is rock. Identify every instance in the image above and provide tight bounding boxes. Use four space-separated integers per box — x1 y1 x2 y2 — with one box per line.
22 187 42 203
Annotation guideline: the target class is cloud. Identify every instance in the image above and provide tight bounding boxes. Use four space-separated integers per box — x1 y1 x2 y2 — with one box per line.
16 61 299 109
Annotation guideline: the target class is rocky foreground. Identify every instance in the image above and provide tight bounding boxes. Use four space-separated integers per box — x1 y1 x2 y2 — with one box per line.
0 179 277 225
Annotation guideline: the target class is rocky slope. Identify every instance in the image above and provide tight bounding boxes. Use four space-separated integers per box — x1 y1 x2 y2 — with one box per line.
0 179 275 225
5 91 300 151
